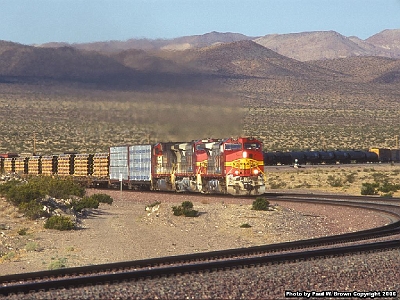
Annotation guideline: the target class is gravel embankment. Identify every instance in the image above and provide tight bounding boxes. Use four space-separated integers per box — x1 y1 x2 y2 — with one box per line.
1 190 398 299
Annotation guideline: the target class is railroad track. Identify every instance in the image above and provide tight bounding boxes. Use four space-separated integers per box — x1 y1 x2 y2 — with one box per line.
1 194 400 297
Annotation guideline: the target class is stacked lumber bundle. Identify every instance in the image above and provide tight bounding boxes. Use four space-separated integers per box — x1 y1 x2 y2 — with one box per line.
3 158 14 173
41 156 57 176
14 157 27 175
92 153 109 178
73 154 93 177
27 156 41 175
57 154 74 176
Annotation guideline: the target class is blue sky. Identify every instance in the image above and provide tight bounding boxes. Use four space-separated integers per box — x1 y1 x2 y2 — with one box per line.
1 0 399 45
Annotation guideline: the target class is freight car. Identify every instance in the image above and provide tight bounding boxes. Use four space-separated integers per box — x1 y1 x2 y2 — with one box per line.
0 137 266 196
263 149 391 166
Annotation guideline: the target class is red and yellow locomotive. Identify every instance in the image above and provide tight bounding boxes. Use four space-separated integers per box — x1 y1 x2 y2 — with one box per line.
149 137 266 195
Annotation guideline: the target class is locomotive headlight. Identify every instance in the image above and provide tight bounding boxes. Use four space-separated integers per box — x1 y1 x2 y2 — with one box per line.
243 151 248 158
253 169 259 175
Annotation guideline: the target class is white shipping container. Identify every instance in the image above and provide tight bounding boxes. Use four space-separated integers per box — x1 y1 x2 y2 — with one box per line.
129 145 152 181
109 146 129 180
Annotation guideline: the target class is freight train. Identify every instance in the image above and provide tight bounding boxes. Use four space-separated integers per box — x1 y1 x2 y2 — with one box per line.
0 137 266 196
264 148 400 166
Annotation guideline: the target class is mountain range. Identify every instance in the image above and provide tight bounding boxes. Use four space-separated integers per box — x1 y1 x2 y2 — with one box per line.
37 29 400 61
1 29 399 86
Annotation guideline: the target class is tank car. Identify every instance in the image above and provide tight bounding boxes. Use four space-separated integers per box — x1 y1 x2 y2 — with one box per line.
263 152 277 166
317 151 335 164
365 151 379 163
332 151 350 164
346 150 367 163
290 152 306 165
303 151 320 164
271 152 292 165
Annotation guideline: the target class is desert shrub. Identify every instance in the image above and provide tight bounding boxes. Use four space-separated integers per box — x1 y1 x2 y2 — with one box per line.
181 201 193 210
361 182 379 195
183 209 198 217
327 175 343 187
0 180 20 195
18 200 49 220
345 173 357 183
29 177 85 199
18 228 28 236
48 257 67 270
391 169 400 176
172 201 198 217
371 172 389 184
5 183 43 206
377 181 400 193
1 251 16 261
70 196 99 212
25 242 39 251
1 177 85 209
89 193 113 205
240 223 252 228
252 197 270 211
295 181 311 188
172 205 184 216
380 192 393 198
269 179 287 189
44 216 75 230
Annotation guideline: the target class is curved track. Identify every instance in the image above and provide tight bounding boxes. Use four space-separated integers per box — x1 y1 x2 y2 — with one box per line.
1 193 400 297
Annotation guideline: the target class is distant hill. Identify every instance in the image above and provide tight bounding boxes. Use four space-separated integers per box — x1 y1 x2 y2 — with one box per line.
308 56 400 81
153 40 341 79
0 41 135 81
36 30 400 61
39 32 254 53
254 31 395 61
366 29 400 54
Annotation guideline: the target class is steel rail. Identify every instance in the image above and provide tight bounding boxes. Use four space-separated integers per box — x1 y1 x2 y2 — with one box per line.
1 240 399 296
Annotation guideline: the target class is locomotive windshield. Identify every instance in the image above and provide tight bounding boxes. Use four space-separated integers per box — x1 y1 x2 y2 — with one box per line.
225 143 242 150
244 143 261 150
196 144 205 150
